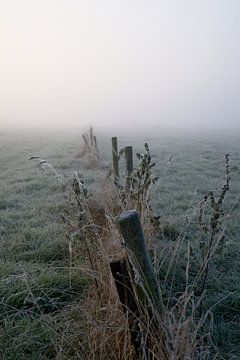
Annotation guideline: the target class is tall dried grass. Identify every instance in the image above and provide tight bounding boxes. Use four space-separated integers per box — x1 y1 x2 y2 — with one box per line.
31 145 231 359
64 179 215 359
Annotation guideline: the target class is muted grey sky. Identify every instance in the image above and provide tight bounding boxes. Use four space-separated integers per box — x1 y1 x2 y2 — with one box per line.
1 0 240 133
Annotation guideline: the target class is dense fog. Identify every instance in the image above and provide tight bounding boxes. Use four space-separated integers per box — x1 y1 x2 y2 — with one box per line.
1 1 240 134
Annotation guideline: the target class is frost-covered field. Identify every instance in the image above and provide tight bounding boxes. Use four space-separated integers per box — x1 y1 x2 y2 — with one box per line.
1 129 240 359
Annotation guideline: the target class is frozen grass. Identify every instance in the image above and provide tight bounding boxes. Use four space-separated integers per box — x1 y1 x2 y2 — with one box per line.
0 129 240 358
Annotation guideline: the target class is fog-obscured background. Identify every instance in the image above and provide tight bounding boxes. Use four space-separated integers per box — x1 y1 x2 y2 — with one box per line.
1 0 240 135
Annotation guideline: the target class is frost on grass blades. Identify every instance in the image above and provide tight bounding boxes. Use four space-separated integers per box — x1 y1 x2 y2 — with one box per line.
1 130 239 359
27 140 235 359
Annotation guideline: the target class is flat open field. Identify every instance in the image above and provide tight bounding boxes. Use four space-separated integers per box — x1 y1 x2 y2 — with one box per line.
1 129 240 359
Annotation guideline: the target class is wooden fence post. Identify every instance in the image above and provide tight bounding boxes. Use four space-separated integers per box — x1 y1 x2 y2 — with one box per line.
111 210 166 359
118 210 163 314
125 146 133 189
82 134 91 151
93 136 99 153
110 259 141 356
112 137 119 184
90 127 94 147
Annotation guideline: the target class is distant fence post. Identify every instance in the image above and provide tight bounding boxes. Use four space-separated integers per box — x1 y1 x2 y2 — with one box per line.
124 146 133 189
93 136 98 153
118 210 163 313
80 129 99 163
82 134 91 151
112 137 119 184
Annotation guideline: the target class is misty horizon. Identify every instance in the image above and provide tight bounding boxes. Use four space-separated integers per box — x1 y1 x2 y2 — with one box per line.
2 122 240 142
1 1 240 133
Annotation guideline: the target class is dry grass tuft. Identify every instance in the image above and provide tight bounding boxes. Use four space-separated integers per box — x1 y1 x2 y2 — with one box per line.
61 156 225 359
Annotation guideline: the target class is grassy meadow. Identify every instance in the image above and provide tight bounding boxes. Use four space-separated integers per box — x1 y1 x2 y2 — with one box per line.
1 128 240 359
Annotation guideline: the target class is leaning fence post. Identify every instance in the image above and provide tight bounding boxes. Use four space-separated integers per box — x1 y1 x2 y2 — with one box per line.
82 134 91 151
112 137 119 184
125 146 133 189
118 210 164 314
93 136 99 153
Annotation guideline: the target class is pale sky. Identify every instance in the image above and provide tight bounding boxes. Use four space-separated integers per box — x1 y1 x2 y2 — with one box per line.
1 0 240 133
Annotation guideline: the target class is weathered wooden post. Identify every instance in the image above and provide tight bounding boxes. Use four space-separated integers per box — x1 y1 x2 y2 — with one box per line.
89 127 94 147
110 259 141 355
80 129 100 164
82 134 91 151
118 210 163 314
93 135 99 153
112 137 119 184
125 146 133 190
110 210 166 359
